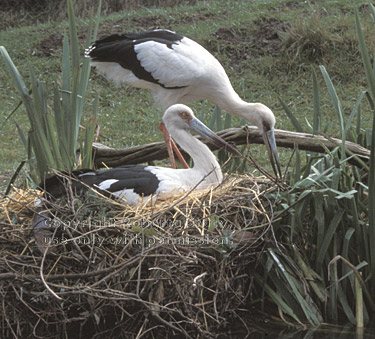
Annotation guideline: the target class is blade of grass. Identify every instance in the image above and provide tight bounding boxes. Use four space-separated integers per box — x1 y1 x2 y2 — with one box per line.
68 0 79 73
45 112 65 169
14 121 28 155
68 0 81 158
92 0 102 39
356 275 364 328
293 246 327 303
316 208 345 270
82 94 98 168
253 272 304 325
345 91 366 136
356 10 375 290
337 283 356 324
368 105 375 290
370 3 375 21
342 227 356 281
215 105 222 131
224 112 232 129
200 100 207 122
77 5 100 138
356 13 375 101
319 66 346 161
313 192 325 253
269 249 322 326
277 95 304 132
312 68 320 133
0 47 30 100
61 32 73 157
294 147 301 184
356 104 362 143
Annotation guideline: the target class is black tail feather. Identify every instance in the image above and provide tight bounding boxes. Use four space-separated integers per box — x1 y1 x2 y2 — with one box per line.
38 169 93 200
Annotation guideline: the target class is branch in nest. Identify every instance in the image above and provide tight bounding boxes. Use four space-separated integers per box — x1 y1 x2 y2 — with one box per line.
92 127 370 168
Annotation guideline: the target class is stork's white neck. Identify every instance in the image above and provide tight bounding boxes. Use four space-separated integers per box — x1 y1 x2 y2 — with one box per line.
170 128 222 185
207 86 263 127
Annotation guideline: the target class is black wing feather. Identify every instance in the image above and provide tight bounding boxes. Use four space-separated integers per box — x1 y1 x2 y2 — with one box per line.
80 165 159 197
39 165 160 200
87 30 186 89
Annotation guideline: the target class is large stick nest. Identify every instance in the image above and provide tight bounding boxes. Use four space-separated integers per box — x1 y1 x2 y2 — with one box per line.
0 174 278 338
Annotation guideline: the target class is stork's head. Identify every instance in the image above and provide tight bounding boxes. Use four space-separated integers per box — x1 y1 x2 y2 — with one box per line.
241 103 282 178
163 104 240 155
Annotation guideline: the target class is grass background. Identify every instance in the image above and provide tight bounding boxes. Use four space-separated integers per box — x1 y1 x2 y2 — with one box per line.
1 0 374 190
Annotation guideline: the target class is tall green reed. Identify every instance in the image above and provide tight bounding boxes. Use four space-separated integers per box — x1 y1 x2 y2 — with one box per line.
256 6 375 326
0 0 101 182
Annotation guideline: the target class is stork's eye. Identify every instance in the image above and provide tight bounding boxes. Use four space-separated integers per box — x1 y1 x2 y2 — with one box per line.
178 111 192 124
263 121 271 131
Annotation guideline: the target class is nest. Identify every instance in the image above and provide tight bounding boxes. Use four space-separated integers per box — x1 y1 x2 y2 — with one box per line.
0 174 278 338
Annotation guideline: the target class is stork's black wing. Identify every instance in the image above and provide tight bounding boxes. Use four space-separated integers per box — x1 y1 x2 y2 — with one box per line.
39 165 159 200
86 30 185 88
79 165 159 197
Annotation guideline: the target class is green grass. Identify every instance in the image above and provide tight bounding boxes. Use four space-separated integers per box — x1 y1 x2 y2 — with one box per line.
1 0 374 190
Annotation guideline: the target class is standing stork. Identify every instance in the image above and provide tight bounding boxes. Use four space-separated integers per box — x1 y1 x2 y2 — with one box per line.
85 29 282 177
36 104 238 207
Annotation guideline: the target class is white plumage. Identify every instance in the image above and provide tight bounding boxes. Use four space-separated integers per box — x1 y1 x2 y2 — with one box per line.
86 29 282 177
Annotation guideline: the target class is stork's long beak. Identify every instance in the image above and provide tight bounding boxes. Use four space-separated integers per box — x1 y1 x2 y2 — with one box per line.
263 128 282 178
189 118 241 156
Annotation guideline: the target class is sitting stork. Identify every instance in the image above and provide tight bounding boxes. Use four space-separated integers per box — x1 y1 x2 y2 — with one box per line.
35 104 239 209
85 29 282 177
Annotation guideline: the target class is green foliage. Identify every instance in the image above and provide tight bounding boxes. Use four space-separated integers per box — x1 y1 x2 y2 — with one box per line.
254 6 375 326
357 4 375 294
0 0 101 182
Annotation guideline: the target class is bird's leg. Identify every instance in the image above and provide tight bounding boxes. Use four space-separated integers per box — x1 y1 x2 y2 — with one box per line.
158 122 189 169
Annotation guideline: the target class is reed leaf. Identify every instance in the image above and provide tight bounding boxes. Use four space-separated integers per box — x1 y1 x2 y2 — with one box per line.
14 121 27 152
319 66 346 161
68 0 79 74
345 91 366 136
215 105 222 131
338 284 356 324
312 68 320 133
355 276 364 328
293 246 326 302
1 0 100 181
368 109 375 288
272 8 375 325
313 192 325 251
356 9 375 290
0 47 30 99
356 13 375 101
370 3 375 21
277 95 304 132
268 249 322 326
81 94 98 168
294 147 301 184
224 112 232 129
316 209 344 272
254 272 304 324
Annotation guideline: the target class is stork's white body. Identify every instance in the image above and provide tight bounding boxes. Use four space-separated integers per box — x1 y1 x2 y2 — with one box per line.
90 35 238 111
